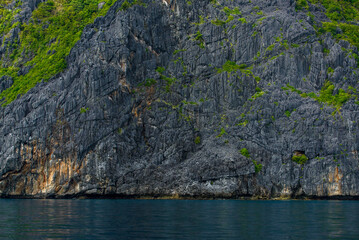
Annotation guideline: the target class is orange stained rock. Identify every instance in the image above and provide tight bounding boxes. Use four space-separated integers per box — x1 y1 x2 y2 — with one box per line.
326 166 343 196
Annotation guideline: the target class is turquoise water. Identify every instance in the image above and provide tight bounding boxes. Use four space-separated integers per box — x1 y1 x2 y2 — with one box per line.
0 199 358 239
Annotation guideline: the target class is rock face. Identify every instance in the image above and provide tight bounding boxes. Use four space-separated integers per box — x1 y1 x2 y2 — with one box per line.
0 0 359 198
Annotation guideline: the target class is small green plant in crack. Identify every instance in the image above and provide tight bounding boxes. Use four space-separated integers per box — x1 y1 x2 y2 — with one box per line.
323 47 330 55
156 67 177 92
237 120 248 127
238 17 247 24
249 88 265 101
217 61 246 73
182 100 198 105
211 6 241 28
193 15 206 26
216 127 228 138
173 49 187 55
292 154 308 164
240 148 250 158
118 0 131 11
191 31 205 48
295 0 309 11
80 107 89 114
223 6 241 16
240 148 263 172
211 15 234 27
253 160 263 173
173 57 188 76
194 136 201 144
156 67 165 74
265 44 275 53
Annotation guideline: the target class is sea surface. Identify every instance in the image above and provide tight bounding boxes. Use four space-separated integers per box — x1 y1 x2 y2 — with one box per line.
0 199 358 239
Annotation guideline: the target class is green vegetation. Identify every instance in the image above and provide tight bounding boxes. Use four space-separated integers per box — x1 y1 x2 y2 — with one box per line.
173 57 188 76
285 110 291 117
191 31 205 48
249 87 265 101
211 6 241 27
238 17 247 24
217 61 246 73
0 0 117 105
294 1 359 61
323 48 330 55
80 107 89 113
321 22 359 49
308 0 359 49
295 0 309 11
252 160 262 173
193 15 205 26
281 84 303 95
173 49 187 55
0 0 21 36
223 6 241 16
265 44 275 52
240 148 250 158
211 15 233 27
283 82 354 110
299 81 352 108
216 127 227 138
181 100 198 105
216 61 261 84
156 67 165 74
292 154 309 164
194 136 201 144
237 119 248 127
309 0 359 22
314 81 352 108
239 148 262 172
210 0 218 6
156 67 177 92
118 0 146 11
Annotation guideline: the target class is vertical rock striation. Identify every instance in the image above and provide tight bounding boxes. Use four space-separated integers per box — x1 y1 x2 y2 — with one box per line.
0 0 359 198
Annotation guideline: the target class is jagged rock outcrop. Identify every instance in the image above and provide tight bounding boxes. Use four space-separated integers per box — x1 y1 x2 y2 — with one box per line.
0 0 359 198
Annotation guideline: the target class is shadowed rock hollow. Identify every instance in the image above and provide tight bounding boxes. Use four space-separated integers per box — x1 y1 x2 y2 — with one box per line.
0 0 359 198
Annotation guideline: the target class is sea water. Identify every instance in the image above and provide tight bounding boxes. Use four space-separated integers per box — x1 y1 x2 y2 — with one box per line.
0 199 358 239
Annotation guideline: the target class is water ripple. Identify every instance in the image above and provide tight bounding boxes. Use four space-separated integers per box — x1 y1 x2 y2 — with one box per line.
0 199 357 239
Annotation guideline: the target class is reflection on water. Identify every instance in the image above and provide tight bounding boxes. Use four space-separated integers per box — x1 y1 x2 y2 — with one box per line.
0 199 357 239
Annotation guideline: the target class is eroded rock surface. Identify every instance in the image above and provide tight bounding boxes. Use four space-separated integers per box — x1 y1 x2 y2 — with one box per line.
0 0 359 198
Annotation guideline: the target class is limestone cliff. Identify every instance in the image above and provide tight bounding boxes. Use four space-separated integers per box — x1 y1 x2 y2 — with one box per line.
0 0 359 198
